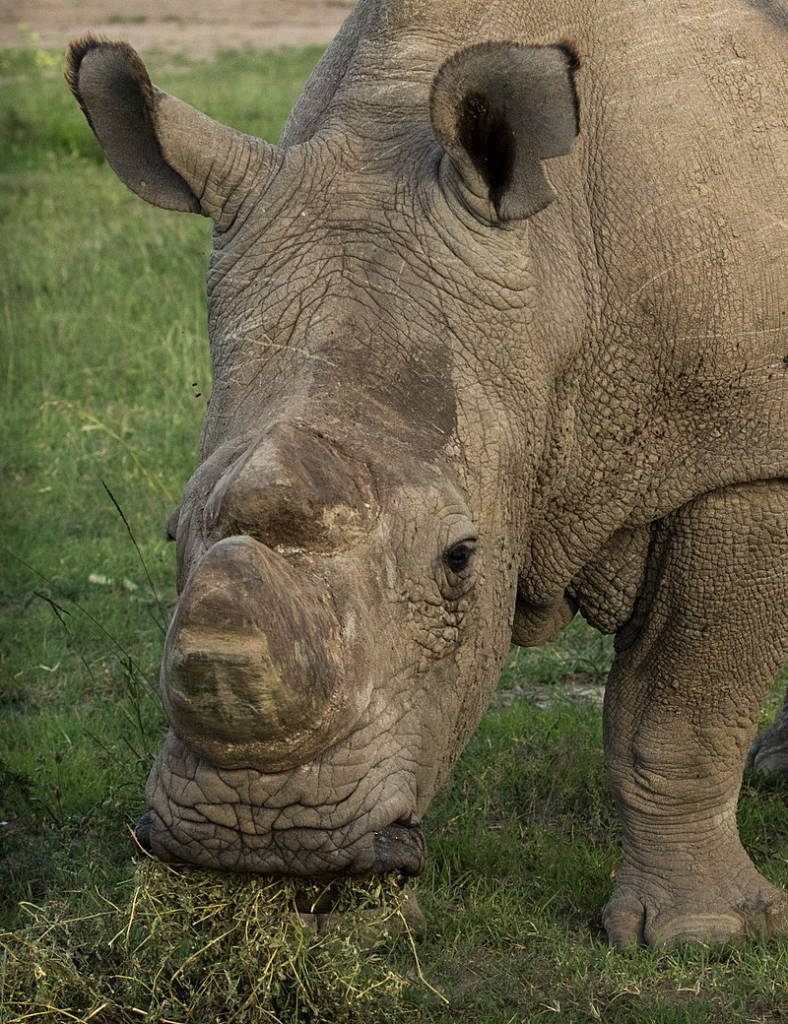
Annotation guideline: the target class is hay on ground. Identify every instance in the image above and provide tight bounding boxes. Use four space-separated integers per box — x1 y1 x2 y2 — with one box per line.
0 854 430 1024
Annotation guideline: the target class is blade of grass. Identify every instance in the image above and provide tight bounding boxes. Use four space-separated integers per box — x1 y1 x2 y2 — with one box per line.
101 481 168 636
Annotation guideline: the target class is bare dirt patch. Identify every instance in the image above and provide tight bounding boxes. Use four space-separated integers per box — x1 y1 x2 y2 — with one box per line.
1 0 355 56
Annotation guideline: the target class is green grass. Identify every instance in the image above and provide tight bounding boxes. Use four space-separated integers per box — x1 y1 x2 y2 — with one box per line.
2 42 788 1024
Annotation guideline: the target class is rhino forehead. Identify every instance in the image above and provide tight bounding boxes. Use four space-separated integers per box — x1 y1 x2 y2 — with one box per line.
201 292 461 470
203 202 480 461
199 142 569 475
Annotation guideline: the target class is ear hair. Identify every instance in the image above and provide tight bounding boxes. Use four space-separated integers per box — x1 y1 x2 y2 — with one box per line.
66 35 157 136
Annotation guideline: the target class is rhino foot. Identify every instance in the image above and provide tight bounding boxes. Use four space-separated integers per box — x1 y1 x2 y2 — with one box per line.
603 866 788 948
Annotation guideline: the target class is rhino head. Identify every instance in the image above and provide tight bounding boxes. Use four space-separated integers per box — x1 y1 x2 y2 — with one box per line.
66 30 580 877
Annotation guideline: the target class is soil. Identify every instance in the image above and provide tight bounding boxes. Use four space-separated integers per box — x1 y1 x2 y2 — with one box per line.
1 0 356 56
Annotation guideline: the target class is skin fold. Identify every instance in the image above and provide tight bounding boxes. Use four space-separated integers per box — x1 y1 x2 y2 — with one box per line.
67 0 788 946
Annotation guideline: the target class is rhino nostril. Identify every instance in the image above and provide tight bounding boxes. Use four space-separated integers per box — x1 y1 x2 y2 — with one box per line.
134 812 153 852
373 818 426 876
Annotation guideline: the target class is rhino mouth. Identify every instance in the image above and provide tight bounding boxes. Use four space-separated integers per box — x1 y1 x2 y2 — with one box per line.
132 731 426 878
134 810 426 877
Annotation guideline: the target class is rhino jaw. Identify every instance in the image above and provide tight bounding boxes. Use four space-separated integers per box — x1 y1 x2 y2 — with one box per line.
133 729 427 877
160 535 362 773
133 807 427 878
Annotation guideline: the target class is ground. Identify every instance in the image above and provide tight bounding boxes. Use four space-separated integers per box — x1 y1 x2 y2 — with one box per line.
1 0 354 55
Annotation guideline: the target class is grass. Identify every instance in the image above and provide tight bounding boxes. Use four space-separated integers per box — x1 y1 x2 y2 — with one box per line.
2 41 788 1024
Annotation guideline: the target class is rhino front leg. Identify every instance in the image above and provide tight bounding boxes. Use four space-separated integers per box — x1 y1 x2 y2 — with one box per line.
602 482 788 948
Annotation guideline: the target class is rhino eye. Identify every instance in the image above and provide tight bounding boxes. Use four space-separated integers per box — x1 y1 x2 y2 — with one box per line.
444 541 475 576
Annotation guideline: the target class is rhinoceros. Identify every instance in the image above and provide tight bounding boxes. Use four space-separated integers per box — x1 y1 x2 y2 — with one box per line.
66 0 788 947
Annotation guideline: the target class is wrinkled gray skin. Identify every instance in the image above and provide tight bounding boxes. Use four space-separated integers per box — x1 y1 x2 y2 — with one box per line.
67 0 788 947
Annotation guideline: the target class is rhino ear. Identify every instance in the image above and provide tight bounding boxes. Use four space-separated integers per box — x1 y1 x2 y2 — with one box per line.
65 37 279 227
430 41 580 222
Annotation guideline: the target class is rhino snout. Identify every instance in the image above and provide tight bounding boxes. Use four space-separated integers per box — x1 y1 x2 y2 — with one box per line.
161 536 362 773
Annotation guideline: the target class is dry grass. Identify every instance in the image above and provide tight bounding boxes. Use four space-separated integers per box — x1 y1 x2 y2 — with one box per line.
0 851 429 1024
